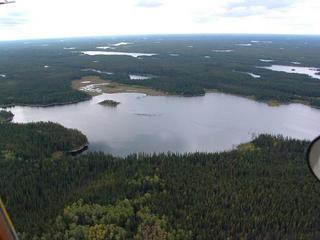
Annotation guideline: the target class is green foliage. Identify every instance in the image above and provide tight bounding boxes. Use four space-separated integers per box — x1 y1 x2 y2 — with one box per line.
33 195 186 240
99 99 120 107
237 142 255 152
0 122 88 159
1 124 320 239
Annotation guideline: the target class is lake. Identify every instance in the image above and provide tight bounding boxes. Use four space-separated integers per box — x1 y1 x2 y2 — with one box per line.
260 65 320 80
81 51 156 58
129 74 153 80
6 92 320 156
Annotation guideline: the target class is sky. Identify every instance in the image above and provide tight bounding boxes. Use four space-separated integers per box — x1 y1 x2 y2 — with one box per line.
0 0 319 41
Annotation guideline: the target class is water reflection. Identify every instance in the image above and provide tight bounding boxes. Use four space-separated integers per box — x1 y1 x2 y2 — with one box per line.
7 92 320 156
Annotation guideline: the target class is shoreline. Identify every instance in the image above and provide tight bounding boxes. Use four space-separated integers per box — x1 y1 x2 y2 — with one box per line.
1 90 317 111
0 96 92 109
72 76 166 97
67 144 89 156
0 110 14 123
205 88 318 109
0 76 318 110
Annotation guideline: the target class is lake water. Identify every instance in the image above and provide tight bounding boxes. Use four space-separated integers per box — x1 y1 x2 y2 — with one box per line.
129 75 153 80
81 51 156 58
236 43 252 46
111 42 132 46
245 72 260 78
260 65 320 80
251 40 272 44
81 69 113 75
96 46 111 49
259 59 274 62
212 49 233 53
6 92 320 156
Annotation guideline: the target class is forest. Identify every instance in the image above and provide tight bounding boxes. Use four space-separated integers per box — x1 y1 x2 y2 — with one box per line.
0 122 87 159
1 122 320 239
1 34 320 107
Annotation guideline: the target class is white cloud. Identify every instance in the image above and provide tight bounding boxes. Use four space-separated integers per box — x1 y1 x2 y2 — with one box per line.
223 6 267 17
135 0 163 8
222 0 296 17
0 3 29 27
0 0 319 41
226 0 295 10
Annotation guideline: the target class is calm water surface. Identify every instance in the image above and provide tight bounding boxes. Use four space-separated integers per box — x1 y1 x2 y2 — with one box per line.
81 51 156 58
6 93 320 156
261 65 320 80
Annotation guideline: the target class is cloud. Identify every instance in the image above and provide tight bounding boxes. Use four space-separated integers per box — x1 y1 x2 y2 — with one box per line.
135 0 163 8
193 14 217 23
226 0 295 10
223 6 267 17
223 0 296 17
0 11 29 27
0 0 319 41
0 17 25 26
193 0 297 21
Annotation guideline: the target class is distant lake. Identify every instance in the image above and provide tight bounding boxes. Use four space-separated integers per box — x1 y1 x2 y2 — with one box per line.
129 74 153 80
260 65 320 80
245 72 260 78
6 93 320 156
81 51 156 58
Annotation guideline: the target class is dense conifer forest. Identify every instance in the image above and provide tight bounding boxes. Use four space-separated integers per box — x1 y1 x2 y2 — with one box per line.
1 34 320 107
0 122 87 159
1 122 320 239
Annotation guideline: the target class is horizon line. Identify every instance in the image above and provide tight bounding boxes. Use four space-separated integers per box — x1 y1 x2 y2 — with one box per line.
1 32 320 43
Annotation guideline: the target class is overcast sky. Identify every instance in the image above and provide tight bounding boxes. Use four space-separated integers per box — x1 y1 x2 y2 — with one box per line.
0 0 319 41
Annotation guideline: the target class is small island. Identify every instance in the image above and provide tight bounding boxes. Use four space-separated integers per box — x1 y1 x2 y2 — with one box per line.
0 110 14 123
98 99 120 107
